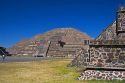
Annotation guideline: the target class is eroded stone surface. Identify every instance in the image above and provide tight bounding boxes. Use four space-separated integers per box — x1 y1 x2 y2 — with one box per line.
78 70 125 80
71 7 125 80
7 28 91 58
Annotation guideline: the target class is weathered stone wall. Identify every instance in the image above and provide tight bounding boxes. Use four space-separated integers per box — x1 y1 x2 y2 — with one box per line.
117 33 125 40
88 45 125 68
69 48 89 67
96 22 116 40
70 7 125 81
7 39 50 56
90 40 125 45
47 41 85 58
71 40 125 68
117 7 125 32
78 70 125 80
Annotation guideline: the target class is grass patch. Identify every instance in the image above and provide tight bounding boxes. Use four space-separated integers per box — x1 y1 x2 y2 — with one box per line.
0 59 124 83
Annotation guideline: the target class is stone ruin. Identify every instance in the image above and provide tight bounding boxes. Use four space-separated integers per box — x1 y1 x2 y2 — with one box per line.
7 28 91 58
71 7 125 80
46 32 90 58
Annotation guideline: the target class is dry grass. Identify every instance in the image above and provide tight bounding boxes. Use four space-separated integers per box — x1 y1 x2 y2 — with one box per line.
0 59 124 83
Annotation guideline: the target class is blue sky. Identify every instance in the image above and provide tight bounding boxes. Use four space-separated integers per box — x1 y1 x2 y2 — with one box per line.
0 0 124 47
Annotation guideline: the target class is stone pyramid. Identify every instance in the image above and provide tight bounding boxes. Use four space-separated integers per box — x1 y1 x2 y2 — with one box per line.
7 28 91 58
71 7 125 80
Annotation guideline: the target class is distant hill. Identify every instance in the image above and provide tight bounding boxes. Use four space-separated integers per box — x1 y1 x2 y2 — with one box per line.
7 28 92 57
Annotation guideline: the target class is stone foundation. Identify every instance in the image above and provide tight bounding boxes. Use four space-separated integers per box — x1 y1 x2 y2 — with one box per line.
89 45 125 68
78 70 125 80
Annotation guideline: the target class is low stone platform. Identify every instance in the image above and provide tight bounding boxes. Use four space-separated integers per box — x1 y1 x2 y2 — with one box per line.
78 70 125 80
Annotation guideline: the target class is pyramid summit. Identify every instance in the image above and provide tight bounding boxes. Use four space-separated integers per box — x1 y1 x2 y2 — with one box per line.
33 28 91 42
